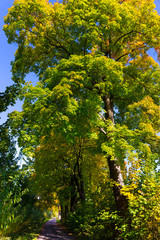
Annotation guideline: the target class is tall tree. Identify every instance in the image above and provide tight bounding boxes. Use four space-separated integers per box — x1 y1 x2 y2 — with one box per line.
4 0 160 218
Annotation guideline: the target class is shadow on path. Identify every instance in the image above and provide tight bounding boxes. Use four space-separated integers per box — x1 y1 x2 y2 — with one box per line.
37 218 76 240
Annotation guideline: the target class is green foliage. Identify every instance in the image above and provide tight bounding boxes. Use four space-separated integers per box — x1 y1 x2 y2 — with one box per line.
0 166 49 239
2 0 160 239
66 187 117 240
0 84 21 112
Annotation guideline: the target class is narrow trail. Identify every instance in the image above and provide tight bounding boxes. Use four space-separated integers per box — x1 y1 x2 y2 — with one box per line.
37 217 76 240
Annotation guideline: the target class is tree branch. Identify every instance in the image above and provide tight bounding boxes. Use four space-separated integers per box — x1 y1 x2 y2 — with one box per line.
44 34 71 57
113 30 136 46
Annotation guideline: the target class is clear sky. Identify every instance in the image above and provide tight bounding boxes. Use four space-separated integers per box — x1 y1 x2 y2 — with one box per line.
0 0 160 124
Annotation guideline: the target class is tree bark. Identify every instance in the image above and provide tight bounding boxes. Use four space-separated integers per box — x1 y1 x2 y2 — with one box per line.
103 95 129 216
108 157 128 215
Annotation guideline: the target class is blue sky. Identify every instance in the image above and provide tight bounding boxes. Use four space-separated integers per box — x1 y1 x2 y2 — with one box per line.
0 0 160 124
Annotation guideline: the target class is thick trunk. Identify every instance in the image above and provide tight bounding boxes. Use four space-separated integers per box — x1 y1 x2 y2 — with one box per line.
108 157 128 215
103 95 129 216
103 94 114 123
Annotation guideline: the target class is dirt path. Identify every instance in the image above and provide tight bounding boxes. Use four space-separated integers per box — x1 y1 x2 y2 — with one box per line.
37 217 76 240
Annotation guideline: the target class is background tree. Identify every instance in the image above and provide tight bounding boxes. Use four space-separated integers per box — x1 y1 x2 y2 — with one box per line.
0 56 48 240
0 122 49 238
32 130 109 219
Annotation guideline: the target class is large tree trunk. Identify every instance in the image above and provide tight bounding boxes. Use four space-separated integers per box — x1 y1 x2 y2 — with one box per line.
103 95 129 216
108 157 128 215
